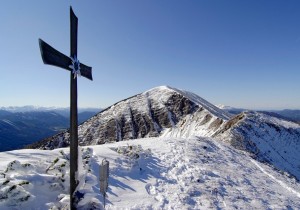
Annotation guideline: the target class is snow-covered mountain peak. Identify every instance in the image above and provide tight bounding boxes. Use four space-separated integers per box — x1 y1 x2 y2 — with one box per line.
29 86 230 149
143 86 230 120
169 87 231 120
143 85 172 92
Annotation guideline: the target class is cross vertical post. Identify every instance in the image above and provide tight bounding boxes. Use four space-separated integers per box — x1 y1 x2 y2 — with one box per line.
70 7 78 209
38 6 93 209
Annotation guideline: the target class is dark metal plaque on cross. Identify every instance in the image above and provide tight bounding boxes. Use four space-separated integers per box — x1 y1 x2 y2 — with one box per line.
38 7 92 209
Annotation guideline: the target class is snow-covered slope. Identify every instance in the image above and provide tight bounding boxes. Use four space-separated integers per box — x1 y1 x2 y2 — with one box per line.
1 137 300 209
214 111 300 180
29 86 230 149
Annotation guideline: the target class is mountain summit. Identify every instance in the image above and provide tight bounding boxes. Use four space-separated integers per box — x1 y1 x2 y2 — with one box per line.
29 86 230 149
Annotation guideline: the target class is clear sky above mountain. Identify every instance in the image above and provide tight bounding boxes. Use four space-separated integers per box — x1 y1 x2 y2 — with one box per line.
1 0 299 109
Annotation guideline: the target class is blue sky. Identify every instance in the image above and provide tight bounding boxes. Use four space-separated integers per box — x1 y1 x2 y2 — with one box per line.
1 0 300 110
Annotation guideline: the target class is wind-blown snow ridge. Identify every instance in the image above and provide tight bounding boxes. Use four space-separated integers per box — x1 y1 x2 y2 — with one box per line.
168 86 231 120
215 111 300 180
144 86 231 120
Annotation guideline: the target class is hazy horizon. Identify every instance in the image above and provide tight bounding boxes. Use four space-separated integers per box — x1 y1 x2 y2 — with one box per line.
1 103 299 111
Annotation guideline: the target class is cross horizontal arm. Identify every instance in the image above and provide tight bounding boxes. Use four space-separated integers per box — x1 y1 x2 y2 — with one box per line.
39 39 93 80
80 63 93 80
39 39 70 70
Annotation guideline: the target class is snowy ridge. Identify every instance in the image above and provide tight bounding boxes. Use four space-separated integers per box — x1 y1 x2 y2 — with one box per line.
166 86 231 120
144 86 231 120
215 111 300 180
1 137 300 209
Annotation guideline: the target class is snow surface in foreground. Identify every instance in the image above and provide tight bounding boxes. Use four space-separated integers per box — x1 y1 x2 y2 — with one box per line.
0 137 300 209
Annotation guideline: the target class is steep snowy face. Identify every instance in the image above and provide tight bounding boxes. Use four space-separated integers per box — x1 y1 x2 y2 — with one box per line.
29 86 230 149
214 111 300 180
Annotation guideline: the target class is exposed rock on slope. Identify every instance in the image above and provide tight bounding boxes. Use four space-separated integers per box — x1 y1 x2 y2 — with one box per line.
28 86 230 149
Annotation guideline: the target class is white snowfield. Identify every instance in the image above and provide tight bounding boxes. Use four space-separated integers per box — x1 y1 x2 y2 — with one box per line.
0 137 300 209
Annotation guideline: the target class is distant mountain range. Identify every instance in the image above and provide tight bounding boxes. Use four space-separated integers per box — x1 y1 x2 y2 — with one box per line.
27 86 300 180
271 109 300 123
0 107 101 151
0 106 100 116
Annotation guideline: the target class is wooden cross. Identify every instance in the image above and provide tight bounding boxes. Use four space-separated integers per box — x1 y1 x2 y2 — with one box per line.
38 7 92 209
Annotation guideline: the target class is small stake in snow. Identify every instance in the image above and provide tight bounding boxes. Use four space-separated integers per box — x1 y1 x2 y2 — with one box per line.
100 158 109 208
38 7 92 209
